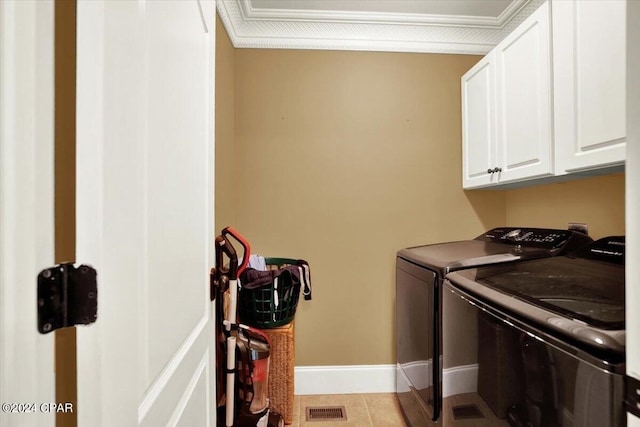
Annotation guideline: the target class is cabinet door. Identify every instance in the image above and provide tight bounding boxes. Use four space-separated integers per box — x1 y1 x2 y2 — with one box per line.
462 52 498 189
553 0 626 173
495 1 553 184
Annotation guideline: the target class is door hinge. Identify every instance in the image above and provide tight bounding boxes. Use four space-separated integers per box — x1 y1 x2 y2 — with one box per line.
37 263 98 334
625 374 640 418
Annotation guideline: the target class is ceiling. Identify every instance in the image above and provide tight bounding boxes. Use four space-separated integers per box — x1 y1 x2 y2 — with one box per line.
248 1 513 18
217 0 544 54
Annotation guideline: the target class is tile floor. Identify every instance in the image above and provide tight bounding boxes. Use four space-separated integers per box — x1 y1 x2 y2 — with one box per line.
289 393 407 427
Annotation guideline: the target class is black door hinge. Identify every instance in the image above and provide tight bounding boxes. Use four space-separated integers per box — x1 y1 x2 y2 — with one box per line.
37 263 98 334
625 374 640 418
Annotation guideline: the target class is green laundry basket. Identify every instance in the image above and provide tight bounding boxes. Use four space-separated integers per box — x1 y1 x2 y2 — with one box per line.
238 258 301 328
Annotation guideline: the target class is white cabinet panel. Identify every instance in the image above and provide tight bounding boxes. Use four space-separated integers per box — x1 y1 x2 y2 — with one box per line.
496 1 553 183
462 53 497 189
553 0 626 173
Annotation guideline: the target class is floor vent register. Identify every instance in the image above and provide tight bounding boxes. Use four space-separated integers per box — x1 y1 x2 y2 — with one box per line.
305 405 348 422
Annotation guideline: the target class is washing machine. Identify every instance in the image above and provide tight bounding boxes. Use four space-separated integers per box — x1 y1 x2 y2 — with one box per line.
442 236 625 426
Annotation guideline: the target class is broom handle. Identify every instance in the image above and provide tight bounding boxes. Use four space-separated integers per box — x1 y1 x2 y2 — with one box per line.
227 279 238 327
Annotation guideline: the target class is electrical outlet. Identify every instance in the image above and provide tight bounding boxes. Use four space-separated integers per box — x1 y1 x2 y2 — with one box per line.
568 223 589 235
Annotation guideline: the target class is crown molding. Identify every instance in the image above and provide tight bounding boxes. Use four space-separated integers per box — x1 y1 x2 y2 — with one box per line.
217 0 543 55
239 0 527 28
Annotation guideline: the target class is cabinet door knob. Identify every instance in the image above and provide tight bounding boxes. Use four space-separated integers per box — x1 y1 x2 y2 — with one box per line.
487 168 494 174
495 167 502 173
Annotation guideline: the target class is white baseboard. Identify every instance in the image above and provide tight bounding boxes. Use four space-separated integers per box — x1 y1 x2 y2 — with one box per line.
294 365 396 395
294 363 479 396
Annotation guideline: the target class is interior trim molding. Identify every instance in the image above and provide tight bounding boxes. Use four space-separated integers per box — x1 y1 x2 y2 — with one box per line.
294 365 396 395
294 363 479 395
217 0 544 55
239 0 528 28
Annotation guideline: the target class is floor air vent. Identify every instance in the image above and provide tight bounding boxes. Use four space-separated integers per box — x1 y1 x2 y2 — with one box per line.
305 406 348 422
452 404 484 420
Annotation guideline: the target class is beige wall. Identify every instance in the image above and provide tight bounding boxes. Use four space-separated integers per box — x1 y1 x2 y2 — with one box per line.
229 48 506 365
215 14 237 232
505 174 625 238
215 22 626 367
55 2 77 426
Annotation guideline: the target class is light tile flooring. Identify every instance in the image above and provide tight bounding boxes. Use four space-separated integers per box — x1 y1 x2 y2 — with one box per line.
290 393 408 427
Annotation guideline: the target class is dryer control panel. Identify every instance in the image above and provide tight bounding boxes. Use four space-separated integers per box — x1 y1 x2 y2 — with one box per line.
476 227 593 252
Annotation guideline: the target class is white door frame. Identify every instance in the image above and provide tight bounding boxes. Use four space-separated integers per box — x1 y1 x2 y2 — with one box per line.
627 0 640 426
0 1 56 426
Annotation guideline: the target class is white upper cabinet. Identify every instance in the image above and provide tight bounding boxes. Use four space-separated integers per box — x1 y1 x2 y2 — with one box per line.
462 2 552 189
552 0 626 173
461 0 626 189
462 52 498 188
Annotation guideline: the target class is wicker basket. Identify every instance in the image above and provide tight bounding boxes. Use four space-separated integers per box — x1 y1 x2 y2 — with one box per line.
264 321 295 425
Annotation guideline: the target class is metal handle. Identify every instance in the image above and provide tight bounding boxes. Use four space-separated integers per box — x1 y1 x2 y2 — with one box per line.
222 226 251 277
487 167 503 174
215 235 238 279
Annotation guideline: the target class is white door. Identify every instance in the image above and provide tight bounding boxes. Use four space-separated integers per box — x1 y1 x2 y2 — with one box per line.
0 1 55 426
75 1 217 426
